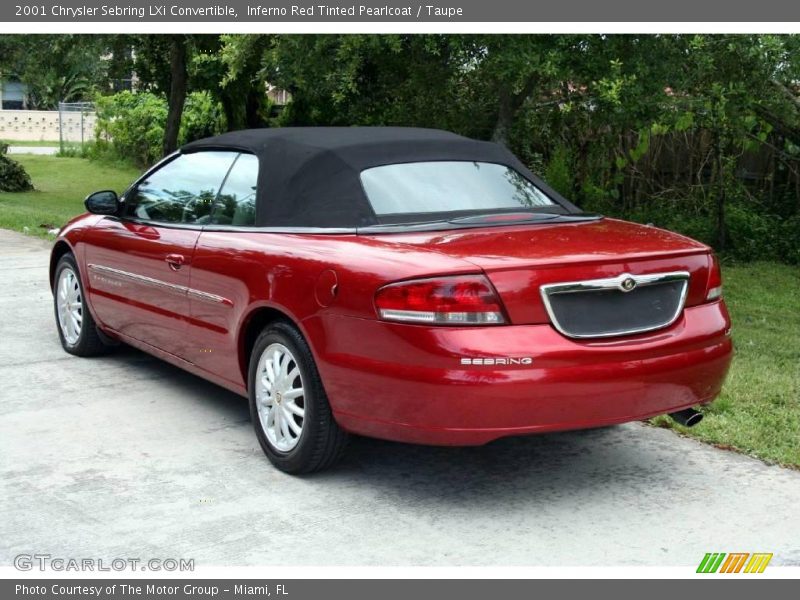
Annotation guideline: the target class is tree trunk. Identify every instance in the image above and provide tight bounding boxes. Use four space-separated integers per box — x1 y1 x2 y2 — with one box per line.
221 95 238 132
246 88 263 128
713 132 727 252
163 35 188 156
491 87 514 147
221 88 246 132
491 76 538 147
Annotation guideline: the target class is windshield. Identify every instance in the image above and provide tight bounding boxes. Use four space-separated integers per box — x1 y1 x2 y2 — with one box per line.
360 161 556 218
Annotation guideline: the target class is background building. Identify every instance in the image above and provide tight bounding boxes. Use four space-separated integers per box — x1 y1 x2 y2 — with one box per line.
0 78 28 110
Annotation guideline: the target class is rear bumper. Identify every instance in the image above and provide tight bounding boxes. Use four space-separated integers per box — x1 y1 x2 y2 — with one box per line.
309 300 733 445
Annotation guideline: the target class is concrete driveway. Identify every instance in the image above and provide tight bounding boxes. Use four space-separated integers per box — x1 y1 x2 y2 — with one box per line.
1 228 799 567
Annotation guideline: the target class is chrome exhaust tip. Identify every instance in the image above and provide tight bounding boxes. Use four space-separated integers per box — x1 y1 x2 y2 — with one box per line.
669 408 704 427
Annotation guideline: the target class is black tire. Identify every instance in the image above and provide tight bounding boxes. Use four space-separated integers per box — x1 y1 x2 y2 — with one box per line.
248 321 349 474
53 253 112 357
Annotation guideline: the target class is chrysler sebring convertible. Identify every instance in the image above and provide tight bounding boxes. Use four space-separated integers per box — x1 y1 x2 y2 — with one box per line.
50 127 733 473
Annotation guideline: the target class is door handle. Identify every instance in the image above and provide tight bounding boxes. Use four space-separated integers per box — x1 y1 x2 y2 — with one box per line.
165 254 185 270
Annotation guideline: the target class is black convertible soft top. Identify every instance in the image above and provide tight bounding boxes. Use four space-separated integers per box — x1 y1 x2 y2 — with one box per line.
181 127 581 228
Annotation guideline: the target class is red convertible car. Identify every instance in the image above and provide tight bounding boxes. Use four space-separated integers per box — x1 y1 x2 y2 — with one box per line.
50 127 732 473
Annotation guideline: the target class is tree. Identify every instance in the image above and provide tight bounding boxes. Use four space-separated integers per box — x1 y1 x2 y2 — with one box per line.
458 36 578 146
163 35 189 155
665 35 795 250
222 35 475 132
0 35 108 109
196 34 272 130
105 35 229 154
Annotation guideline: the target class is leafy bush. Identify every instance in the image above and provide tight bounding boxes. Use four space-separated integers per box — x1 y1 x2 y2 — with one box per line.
180 91 225 145
607 197 799 265
93 91 225 167
543 144 574 198
725 204 780 262
725 206 800 265
0 142 34 192
94 91 168 167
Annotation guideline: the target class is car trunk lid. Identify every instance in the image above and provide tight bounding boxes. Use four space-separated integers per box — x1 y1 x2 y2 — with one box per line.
362 218 712 328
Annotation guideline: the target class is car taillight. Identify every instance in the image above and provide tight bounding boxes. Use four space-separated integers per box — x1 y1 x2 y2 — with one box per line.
375 275 506 325
706 254 723 301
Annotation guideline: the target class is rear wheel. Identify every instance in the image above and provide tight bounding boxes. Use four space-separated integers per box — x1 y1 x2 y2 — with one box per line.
248 321 348 474
53 254 111 356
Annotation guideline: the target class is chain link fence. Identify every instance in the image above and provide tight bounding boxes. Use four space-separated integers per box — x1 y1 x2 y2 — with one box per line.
58 101 95 153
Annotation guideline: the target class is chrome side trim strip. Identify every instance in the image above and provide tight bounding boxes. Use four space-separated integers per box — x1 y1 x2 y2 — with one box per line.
87 264 232 306
186 288 233 306
88 263 186 297
539 271 690 339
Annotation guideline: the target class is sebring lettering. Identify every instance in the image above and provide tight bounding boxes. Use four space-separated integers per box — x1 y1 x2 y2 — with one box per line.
460 357 533 366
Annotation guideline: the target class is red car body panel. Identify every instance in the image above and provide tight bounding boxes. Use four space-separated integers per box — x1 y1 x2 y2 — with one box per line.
53 213 733 445
82 217 201 357
312 302 731 444
358 218 714 324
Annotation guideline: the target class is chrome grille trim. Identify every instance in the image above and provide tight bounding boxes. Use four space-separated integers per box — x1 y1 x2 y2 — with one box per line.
540 271 690 339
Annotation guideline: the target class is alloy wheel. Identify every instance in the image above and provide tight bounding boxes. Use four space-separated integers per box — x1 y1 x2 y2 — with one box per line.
255 343 306 452
56 267 83 345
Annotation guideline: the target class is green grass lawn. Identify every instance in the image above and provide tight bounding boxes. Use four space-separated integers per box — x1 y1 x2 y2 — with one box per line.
0 154 140 236
1 155 798 467
652 262 800 468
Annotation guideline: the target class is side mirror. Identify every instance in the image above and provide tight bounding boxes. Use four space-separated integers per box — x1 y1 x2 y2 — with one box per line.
84 190 119 216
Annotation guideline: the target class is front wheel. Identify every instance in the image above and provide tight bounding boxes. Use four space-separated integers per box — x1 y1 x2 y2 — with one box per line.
53 253 112 356
248 322 348 474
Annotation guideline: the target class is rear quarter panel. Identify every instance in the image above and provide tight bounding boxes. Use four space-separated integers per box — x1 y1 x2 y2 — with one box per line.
186 231 482 388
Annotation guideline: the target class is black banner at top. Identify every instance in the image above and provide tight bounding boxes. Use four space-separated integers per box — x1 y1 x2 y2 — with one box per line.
2 0 800 22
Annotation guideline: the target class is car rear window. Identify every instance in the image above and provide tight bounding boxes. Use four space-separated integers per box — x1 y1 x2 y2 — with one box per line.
360 161 555 216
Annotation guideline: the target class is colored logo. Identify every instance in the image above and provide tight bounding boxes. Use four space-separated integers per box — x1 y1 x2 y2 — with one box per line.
697 552 773 573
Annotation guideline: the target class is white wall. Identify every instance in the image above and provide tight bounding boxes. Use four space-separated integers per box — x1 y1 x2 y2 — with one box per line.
0 110 96 142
